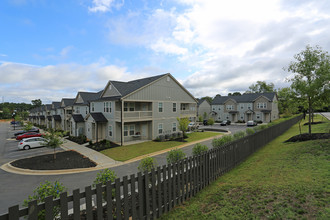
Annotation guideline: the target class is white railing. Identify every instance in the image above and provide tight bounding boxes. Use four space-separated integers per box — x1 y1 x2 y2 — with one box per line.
115 111 153 120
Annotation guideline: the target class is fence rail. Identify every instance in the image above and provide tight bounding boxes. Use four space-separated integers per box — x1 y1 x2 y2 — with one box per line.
0 115 302 220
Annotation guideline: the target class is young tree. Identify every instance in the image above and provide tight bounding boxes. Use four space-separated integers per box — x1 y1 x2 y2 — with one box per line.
23 121 34 131
177 117 190 140
43 131 64 160
286 45 330 135
248 81 275 93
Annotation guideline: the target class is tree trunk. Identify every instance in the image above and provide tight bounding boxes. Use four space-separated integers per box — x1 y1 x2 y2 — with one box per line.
54 148 56 160
308 96 312 135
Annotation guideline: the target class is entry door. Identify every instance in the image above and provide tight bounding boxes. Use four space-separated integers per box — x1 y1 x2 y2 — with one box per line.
92 123 96 140
141 124 147 139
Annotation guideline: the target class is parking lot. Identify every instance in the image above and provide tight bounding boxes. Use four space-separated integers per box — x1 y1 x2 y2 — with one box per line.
0 122 63 165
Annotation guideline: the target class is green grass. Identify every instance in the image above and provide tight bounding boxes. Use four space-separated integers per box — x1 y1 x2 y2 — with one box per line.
160 114 330 219
101 132 221 161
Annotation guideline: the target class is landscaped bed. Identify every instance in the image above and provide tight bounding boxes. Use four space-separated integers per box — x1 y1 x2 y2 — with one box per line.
159 115 330 219
11 150 97 170
101 131 221 161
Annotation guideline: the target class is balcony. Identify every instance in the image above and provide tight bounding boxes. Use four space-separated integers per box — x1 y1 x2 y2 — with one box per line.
115 111 153 122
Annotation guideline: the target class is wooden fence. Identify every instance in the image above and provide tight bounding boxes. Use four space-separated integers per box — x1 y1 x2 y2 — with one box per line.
0 115 302 220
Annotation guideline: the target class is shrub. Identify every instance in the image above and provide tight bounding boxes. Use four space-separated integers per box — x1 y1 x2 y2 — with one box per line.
259 124 268 130
159 135 165 142
246 128 255 135
207 118 214 125
93 169 117 200
138 157 158 173
233 131 246 140
165 134 171 140
23 181 66 219
166 148 186 164
192 143 208 156
212 135 234 147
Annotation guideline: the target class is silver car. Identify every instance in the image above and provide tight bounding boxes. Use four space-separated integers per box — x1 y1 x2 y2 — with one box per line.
18 137 47 150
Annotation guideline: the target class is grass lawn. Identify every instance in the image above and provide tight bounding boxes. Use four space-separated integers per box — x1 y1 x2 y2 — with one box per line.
160 115 330 219
101 132 221 161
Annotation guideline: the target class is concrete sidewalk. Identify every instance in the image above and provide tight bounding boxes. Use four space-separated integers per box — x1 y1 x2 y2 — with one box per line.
61 139 121 168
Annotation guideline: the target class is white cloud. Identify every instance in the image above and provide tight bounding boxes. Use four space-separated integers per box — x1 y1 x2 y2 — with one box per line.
0 61 139 103
88 0 123 13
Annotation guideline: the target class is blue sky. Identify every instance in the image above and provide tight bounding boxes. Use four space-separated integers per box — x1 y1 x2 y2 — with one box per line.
1 0 329 104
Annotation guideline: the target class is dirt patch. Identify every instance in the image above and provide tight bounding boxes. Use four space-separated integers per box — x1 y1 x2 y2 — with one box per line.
11 150 97 170
285 133 330 142
303 121 325 126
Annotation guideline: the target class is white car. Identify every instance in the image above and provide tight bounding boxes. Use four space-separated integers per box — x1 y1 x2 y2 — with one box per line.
18 137 47 150
247 120 257 127
188 122 199 130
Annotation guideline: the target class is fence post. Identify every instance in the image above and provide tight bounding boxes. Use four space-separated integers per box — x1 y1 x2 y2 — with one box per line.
72 189 80 220
96 183 103 220
137 172 144 220
27 200 38 220
105 181 113 220
85 186 93 220
144 171 150 219
45 196 54 220
60 192 68 219
8 205 19 220
123 176 129 220
115 178 121 220
157 166 162 217
130 174 137 220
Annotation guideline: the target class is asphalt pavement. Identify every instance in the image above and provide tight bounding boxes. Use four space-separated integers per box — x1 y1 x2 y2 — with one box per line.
0 121 246 215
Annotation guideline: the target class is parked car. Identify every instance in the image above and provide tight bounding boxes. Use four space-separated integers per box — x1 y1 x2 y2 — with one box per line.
220 120 231 126
14 127 40 137
16 132 43 140
247 120 257 127
18 137 47 150
188 122 199 130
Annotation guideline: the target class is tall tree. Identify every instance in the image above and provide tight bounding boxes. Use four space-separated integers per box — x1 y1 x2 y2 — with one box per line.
228 92 242 96
248 81 275 93
277 87 299 115
200 96 213 104
31 99 42 107
286 45 330 135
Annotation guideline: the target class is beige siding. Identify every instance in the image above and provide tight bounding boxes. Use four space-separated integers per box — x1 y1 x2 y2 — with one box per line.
198 100 211 118
103 83 121 97
124 76 196 103
224 99 237 113
76 94 83 104
254 96 271 110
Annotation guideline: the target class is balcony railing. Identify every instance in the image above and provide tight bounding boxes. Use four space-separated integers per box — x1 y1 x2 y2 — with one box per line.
180 110 196 115
115 111 152 121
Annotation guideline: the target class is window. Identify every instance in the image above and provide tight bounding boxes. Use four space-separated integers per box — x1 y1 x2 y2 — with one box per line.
256 114 260 119
181 103 187 110
212 107 215 111
129 125 135 136
158 124 163 134
129 103 135 111
158 102 163 112
173 103 177 112
91 103 94 112
257 102 267 109
172 123 177 132
124 126 128 136
226 105 233 110
124 103 134 111
109 126 112 137
75 107 80 113
218 107 221 110
86 107 88 114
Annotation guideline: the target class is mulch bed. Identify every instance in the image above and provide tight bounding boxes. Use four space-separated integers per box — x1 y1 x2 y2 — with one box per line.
285 133 330 142
11 150 97 170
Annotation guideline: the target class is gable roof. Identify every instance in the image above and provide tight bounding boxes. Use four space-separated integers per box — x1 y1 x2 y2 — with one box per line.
197 98 211 106
212 92 276 105
74 90 103 105
51 102 61 110
99 73 197 103
61 98 75 107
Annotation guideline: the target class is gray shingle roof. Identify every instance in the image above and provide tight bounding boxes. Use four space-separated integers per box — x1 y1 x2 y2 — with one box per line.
62 98 75 107
90 112 108 122
212 92 276 105
52 102 61 110
77 90 103 105
72 114 84 122
109 74 167 98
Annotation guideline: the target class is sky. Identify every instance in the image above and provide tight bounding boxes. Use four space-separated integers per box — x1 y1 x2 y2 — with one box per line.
0 0 329 104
